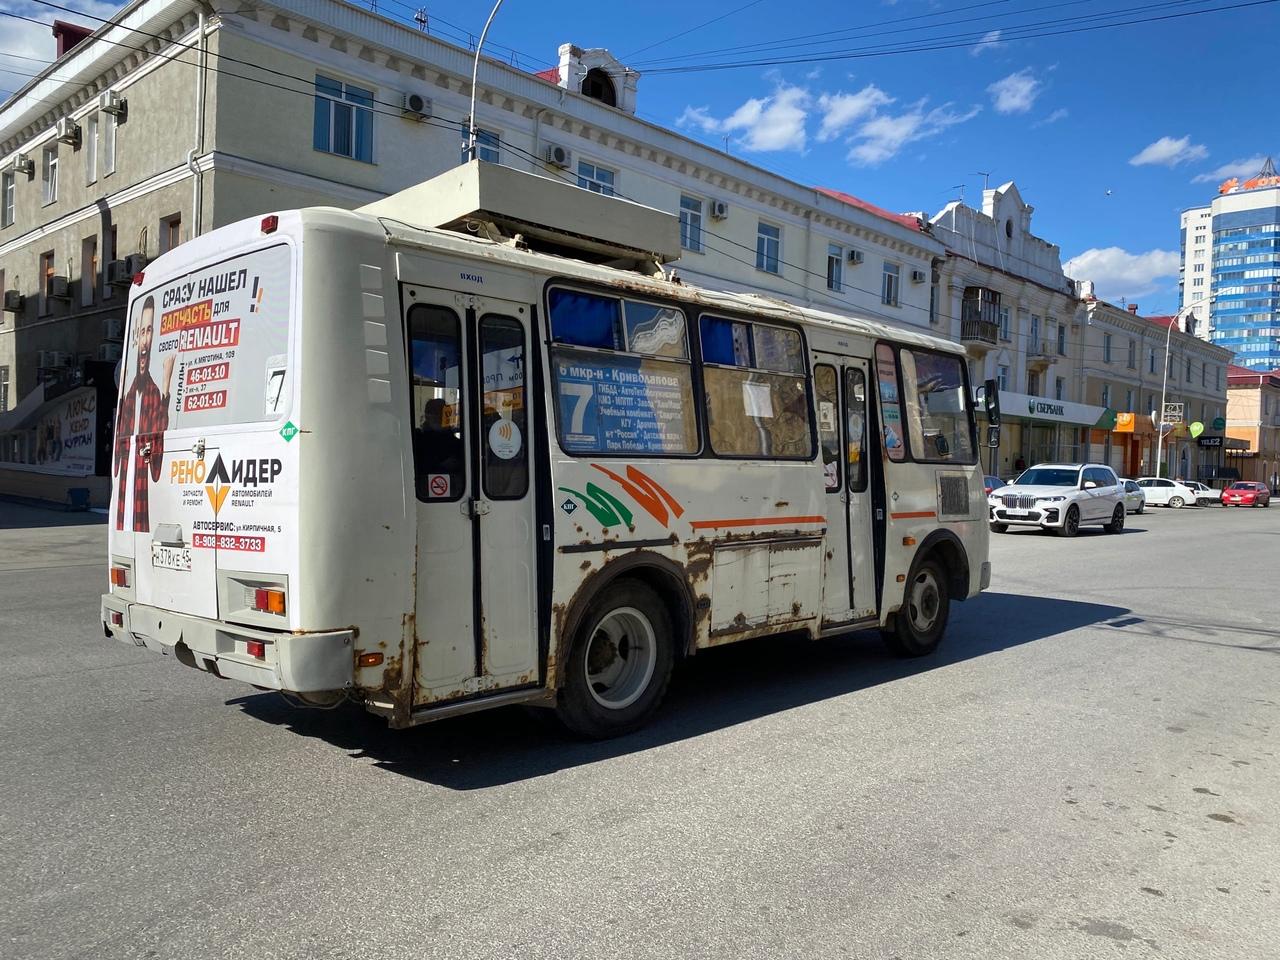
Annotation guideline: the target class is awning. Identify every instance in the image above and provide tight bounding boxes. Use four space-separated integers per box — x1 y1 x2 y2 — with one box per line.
997 390 1111 428
0 383 47 433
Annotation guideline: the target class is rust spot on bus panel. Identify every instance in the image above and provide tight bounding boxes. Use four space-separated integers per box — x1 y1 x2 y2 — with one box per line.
775 501 789 508
580 560 592 571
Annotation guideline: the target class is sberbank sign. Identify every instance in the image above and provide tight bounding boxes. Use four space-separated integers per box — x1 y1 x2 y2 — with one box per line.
1028 399 1066 417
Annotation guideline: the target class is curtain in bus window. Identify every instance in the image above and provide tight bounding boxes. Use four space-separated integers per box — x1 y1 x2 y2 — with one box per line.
549 288 621 349
700 315 752 366
875 343 906 462
845 367 868 492
480 315 528 498
900 349 976 464
814 365 841 491
409 305 464 501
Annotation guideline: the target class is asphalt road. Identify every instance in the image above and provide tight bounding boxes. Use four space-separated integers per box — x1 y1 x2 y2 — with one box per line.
2 499 1279 959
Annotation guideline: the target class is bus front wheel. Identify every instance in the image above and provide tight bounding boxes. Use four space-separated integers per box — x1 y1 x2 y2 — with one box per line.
882 557 950 658
556 579 675 739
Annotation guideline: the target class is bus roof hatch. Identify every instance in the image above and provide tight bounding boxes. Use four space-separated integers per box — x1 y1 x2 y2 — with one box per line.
358 161 681 269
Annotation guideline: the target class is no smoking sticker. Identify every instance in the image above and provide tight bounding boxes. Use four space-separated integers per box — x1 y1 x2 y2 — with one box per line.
427 474 450 498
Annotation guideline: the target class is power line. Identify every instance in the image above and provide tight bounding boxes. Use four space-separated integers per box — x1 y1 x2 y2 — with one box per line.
621 0 770 60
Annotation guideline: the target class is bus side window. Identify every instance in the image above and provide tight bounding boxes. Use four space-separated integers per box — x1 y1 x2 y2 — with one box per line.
408 304 465 502
479 315 528 499
874 343 906 462
844 367 868 492
814 364 840 491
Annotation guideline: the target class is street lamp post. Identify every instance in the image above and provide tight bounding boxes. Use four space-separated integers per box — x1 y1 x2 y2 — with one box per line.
464 0 507 163
1154 313 1175 478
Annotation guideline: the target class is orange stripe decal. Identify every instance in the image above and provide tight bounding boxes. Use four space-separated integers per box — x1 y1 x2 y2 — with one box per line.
890 510 937 520
690 515 827 530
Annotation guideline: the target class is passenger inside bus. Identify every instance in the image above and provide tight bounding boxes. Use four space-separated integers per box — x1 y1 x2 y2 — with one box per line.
414 397 464 499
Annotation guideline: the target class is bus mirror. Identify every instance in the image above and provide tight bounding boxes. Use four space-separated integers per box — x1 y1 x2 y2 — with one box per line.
987 425 1001 448
982 378 1000 425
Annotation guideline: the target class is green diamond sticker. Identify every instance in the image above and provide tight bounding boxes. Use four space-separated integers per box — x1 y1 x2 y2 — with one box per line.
280 421 299 442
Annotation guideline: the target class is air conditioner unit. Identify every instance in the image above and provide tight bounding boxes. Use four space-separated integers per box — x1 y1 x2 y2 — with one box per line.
13 153 34 176
47 276 71 300
98 342 123 362
543 142 571 169
99 89 127 119
54 117 81 147
847 248 864 265
124 253 147 275
400 92 431 120
3 290 22 313
37 350 58 368
910 269 928 284
103 317 124 340
709 199 730 220
105 260 129 287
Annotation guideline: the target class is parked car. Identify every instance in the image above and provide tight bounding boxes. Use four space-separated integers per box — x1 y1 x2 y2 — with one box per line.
983 475 1005 495
988 463 1126 537
1135 477 1200 508
1120 479 1146 515
1221 481 1271 507
1183 480 1217 506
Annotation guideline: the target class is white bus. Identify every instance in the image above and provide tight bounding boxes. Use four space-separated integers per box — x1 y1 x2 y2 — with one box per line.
102 163 991 738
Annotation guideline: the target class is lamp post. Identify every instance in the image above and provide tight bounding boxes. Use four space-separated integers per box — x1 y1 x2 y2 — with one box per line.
464 0 507 163
1154 312 1176 478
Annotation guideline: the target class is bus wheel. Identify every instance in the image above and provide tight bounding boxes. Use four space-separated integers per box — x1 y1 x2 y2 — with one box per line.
556 579 675 739
882 557 950 658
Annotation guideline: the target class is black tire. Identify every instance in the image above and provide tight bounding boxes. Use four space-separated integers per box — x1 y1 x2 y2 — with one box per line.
1057 505 1080 537
555 579 675 739
1169 496 1184 509
882 557 950 658
1104 504 1125 534
990 522 1008 534
1136 504 1144 515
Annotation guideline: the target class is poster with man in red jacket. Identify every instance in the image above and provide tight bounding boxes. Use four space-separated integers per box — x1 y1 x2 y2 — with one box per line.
113 295 175 532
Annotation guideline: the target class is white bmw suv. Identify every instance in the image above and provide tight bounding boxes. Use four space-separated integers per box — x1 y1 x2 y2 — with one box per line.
988 462 1126 537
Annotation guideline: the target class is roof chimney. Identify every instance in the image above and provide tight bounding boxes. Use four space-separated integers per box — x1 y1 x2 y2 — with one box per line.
1127 304 1139 314
52 20 93 58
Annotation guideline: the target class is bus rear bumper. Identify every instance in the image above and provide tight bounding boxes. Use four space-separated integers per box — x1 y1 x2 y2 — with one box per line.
100 595 354 693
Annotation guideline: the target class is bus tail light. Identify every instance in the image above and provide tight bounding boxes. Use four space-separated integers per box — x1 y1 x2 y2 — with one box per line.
357 652 384 668
252 588 285 615
108 610 124 627
109 565 130 587
261 214 278 234
246 640 266 660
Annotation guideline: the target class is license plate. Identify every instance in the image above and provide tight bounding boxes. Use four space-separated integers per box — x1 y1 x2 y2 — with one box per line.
152 543 192 571
1006 508 1029 516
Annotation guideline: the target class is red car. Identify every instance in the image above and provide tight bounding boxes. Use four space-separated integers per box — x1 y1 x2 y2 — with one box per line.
1221 482 1271 507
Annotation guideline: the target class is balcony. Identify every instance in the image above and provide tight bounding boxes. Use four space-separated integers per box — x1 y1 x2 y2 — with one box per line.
960 317 1000 346
1026 342 1056 371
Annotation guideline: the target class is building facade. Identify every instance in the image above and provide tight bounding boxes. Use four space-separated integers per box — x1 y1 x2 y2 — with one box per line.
1077 287 1233 480
1225 365 1280 490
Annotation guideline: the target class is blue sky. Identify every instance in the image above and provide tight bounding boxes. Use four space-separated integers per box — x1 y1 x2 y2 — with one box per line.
4 0 1278 313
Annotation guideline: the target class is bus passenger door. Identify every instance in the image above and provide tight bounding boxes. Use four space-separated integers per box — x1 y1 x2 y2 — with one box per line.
404 287 538 706
841 361 876 620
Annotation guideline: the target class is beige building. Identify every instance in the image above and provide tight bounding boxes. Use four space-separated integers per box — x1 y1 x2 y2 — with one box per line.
1077 287 1233 480
1 0 946 503
1226 366 1280 488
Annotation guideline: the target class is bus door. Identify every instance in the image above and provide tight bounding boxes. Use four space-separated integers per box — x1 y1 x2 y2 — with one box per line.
403 286 539 704
813 353 877 626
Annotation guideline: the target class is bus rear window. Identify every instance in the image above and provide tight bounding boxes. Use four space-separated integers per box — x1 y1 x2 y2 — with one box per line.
548 288 697 456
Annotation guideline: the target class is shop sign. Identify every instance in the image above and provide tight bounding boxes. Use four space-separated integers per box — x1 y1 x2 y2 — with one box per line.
998 390 1108 427
1198 435 1224 448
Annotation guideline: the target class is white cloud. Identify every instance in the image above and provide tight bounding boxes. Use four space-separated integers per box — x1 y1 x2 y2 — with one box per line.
971 30 1002 56
816 85 893 142
1064 247 1181 302
847 101 980 166
1032 107 1069 128
1128 135 1208 168
677 83 810 152
1191 155 1271 183
987 69 1042 114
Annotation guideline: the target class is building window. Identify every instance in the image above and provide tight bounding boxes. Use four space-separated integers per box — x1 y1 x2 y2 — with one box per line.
998 306 1011 341
1193 278 1204 287
460 123 500 163
104 225 116 301
997 364 1010 391
1057 322 1066 355
826 243 843 292
313 75 374 163
1148 348 1156 374
881 261 900 307
1101 384 1110 408
1055 376 1065 401
1028 370 1040 396
1 171 13 228
102 110 116 176
0 365 8 413
1201 364 1207 388
1127 338 1136 368
85 114 97 185
576 159 616 196
1124 388 1133 411
679 195 703 253
581 68 617 107
39 250 55 314
81 236 97 307
42 145 58 205
1030 315 1041 352
1194 263 1204 272
1103 333 1112 363
1216 367 1221 390
756 221 780 274
1186 357 1193 381
159 214 181 255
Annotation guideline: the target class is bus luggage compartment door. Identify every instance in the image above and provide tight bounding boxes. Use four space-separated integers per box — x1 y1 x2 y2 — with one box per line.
404 285 539 703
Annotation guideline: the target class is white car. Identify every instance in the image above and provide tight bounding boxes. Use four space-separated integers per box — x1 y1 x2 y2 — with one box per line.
988 463 1126 537
1120 479 1146 515
1183 480 1218 506
1135 477 1200 509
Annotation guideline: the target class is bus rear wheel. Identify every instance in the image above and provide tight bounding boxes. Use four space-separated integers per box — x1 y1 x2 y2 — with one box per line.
882 557 950 658
556 579 675 739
